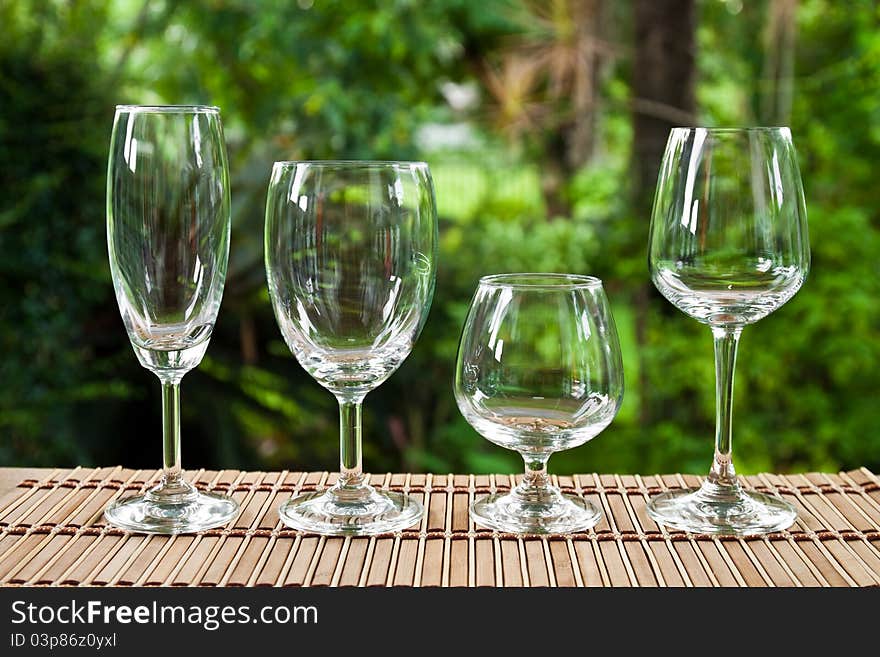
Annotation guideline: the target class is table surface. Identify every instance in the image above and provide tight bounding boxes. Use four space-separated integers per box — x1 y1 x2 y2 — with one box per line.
1 466 879 587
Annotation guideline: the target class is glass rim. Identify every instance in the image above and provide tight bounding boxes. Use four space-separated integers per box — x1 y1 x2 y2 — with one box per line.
479 273 604 291
670 126 790 133
115 104 220 113
273 160 429 169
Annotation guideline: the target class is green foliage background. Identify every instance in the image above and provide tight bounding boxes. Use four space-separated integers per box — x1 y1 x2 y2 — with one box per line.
1 0 878 476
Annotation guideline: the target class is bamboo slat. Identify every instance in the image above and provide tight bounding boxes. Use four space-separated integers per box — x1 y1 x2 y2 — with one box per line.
0 468 877 587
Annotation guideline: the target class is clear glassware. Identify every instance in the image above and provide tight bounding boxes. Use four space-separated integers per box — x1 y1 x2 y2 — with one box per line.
455 274 624 534
104 105 238 534
265 161 437 535
647 127 810 535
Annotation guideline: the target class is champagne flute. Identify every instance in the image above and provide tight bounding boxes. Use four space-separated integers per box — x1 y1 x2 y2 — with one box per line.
265 161 437 535
455 274 624 534
104 105 238 533
647 127 810 535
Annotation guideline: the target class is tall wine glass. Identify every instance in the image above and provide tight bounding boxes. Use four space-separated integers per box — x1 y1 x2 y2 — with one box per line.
265 161 437 535
455 274 624 534
104 105 238 533
647 127 810 535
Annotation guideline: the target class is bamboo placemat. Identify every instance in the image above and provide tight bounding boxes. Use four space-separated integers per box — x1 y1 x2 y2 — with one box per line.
0 468 878 587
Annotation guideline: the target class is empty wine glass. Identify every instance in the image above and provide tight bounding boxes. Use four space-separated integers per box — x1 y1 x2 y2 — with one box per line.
265 161 437 535
647 127 810 535
455 274 624 534
104 105 238 533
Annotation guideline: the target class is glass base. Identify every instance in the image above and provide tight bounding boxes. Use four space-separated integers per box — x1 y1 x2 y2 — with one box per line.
104 483 239 535
279 486 422 536
471 489 601 535
647 481 796 536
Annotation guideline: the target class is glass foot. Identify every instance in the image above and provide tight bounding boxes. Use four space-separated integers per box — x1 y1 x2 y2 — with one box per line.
104 485 239 534
647 481 796 536
471 490 601 535
279 486 422 536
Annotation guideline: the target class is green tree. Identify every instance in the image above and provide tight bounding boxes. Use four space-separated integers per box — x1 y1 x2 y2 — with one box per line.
1 0 878 477
0 2 137 464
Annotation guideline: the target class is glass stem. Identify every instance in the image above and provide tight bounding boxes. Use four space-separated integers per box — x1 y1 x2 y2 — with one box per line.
338 398 365 489
514 454 555 504
522 456 550 490
708 326 742 488
161 380 183 488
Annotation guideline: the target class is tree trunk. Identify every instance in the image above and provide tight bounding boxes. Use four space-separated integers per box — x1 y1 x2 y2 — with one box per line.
544 0 608 219
761 0 798 126
564 0 607 171
632 0 696 216
631 0 696 425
